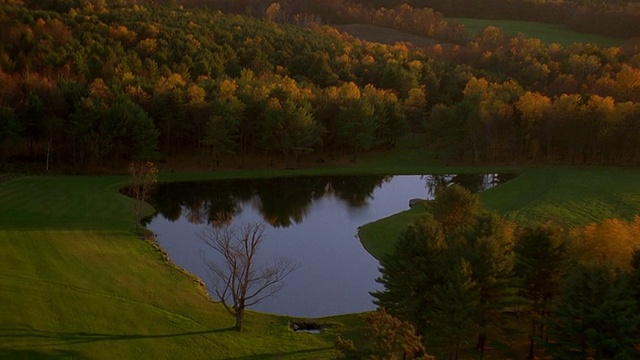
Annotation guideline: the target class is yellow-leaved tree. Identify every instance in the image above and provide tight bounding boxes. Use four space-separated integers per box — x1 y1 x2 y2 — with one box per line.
571 216 640 270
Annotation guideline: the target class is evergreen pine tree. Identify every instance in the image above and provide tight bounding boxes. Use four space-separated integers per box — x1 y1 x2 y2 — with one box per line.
545 264 640 359
372 213 447 334
429 259 480 360
513 223 574 359
373 185 515 357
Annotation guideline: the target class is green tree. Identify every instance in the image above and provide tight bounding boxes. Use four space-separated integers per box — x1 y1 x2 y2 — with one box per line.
336 97 379 157
373 186 514 357
20 92 45 160
0 107 21 169
373 213 447 332
429 259 480 360
259 81 321 162
203 90 244 167
545 264 640 359
106 96 159 164
286 100 323 162
513 223 574 359
67 96 112 169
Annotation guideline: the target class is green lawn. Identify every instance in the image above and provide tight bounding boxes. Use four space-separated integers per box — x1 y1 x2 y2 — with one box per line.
359 166 640 260
0 175 348 359
451 18 624 47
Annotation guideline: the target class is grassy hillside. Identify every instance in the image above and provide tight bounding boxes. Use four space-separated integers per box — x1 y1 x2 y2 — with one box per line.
451 18 624 47
359 166 640 259
0 175 347 359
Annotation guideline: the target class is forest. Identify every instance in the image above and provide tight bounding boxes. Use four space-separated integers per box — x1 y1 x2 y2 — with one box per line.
1 0 640 172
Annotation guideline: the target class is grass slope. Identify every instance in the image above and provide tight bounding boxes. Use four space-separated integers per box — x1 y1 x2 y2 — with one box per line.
359 166 640 259
0 175 345 359
451 18 624 47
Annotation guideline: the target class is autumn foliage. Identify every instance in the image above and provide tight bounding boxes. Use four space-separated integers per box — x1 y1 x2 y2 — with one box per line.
571 216 640 270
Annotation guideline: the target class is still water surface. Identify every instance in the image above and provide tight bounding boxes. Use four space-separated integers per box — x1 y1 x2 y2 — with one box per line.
147 174 511 317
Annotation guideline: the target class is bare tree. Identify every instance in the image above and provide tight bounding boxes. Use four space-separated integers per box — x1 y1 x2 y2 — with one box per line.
128 161 157 232
199 222 299 331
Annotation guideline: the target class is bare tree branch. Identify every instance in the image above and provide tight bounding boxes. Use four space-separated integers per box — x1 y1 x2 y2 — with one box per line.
198 221 299 331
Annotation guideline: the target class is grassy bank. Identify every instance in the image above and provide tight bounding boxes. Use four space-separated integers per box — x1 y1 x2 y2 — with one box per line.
451 18 624 47
359 166 640 259
0 175 348 358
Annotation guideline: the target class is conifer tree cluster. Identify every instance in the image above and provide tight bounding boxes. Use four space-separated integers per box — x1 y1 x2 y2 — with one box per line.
370 185 640 359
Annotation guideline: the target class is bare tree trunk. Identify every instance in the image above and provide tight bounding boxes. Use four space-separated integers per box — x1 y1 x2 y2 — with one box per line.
235 307 244 332
528 318 536 359
475 331 486 358
46 135 52 172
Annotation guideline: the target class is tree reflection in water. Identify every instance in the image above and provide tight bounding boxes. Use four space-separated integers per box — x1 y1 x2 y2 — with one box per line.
149 175 390 228
149 174 515 228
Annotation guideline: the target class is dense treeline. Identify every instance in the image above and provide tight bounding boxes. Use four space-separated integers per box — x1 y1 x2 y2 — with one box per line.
1 0 466 170
1 0 640 171
369 185 640 359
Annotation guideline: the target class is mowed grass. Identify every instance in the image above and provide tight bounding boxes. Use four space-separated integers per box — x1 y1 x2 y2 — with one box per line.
0 175 132 230
359 166 640 259
451 18 624 47
0 175 347 359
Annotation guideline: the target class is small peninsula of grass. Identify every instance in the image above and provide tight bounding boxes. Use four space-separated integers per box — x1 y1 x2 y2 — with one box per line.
359 166 640 260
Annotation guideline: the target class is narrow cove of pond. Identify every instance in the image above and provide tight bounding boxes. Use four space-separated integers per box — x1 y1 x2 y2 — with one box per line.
146 174 512 318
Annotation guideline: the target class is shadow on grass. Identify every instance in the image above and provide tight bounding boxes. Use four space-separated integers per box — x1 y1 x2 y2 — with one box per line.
0 348 91 359
225 347 335 360
0 324 233 348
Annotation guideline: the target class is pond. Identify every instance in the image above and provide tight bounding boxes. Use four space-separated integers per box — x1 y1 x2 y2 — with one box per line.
146 174 513 318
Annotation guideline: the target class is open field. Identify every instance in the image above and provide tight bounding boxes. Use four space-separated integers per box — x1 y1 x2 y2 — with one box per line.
451 18 624 47
359 166 640 259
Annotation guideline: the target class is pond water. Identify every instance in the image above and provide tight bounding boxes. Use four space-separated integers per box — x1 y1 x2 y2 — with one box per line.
146 174 513 318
